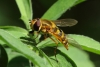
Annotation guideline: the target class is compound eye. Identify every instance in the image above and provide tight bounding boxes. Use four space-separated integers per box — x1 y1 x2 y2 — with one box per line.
33 18 41 31
36 18 41 27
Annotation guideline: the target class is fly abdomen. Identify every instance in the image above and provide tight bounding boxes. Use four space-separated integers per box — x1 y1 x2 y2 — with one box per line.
58 30 69 50
62 38 68 50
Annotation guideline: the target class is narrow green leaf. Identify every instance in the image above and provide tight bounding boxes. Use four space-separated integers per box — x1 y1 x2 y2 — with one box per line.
15 0 32 29
37 38 55 48
35 47 54 67
42 0 78 20
5 48 24 62
0 29 52 67
58 47 95 67
56 54 77 67
0 26 28 46
74 0 85 6
36 37 77 67
68 34 100 55
0 26 28 38
42 47 77 67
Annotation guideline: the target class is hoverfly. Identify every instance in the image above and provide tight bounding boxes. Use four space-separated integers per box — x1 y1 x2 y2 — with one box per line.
29 18 78 50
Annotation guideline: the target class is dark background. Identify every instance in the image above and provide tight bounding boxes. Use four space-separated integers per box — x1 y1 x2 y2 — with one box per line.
0 0 100 67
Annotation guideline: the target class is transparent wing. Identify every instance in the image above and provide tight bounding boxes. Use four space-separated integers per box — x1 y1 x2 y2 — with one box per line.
52 19 78 27
67 36 82 50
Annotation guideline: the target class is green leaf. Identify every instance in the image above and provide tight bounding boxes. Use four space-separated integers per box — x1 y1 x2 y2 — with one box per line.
42 47 77 67
0 29 53 67
58 47 95 67
68 34 100 55
5 48 24 62
34 47 54 67
55 54 76 67
0 26 28 46
74 0 85 6
0 26 28 38
36 37 77 67
42 0 84 20
37 38 55 48
15 0 32 29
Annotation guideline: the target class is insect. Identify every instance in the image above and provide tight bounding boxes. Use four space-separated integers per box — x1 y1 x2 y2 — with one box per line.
29 18 78 50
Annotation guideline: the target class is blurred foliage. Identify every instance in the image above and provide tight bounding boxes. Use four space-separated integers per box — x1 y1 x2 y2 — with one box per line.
0 0 100 67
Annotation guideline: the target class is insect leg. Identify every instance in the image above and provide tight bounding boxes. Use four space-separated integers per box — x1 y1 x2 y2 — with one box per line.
29 30 40 40
43 33 47 39
49 36 58 44
49 37 59 62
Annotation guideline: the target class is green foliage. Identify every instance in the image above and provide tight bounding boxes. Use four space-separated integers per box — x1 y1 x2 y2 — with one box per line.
1 0 100 67
68 34 100 54
42 0 78 20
